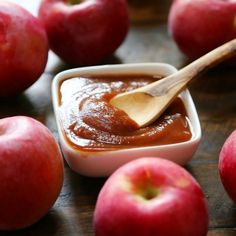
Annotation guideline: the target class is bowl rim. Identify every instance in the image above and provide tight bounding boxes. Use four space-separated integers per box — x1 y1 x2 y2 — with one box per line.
52 62 201 155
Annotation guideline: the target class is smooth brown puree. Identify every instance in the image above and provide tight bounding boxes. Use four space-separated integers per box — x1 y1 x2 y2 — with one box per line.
58 74 192 151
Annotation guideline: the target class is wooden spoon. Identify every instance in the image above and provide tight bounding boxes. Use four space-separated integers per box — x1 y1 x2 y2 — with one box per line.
110 39 236 127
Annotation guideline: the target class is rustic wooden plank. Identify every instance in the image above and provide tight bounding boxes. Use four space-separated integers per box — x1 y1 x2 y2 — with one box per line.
208 229 236 236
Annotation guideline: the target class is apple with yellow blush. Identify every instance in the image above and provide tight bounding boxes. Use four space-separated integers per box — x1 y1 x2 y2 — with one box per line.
93 157 209 236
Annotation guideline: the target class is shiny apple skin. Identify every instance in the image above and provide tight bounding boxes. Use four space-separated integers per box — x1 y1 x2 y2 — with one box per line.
94 157 209 236
168 0 236 59
38 0 129 66
0 1 48 96
219 130 236 203
0 116 64 230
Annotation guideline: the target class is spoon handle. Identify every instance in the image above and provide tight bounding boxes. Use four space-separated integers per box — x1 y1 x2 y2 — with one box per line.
144 39 236 97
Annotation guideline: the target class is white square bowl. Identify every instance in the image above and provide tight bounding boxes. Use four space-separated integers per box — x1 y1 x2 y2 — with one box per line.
52 63 201 177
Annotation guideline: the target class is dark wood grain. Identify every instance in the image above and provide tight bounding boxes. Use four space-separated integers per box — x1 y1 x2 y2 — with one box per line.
1 0 236 235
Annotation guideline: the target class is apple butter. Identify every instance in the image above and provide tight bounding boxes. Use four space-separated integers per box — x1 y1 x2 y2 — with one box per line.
58 74 192 151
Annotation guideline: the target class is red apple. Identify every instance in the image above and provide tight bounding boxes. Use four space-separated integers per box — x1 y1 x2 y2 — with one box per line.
38 0 129 66
168 0 236 59
93 157 209 236
0 1 48 97
0 116 64 230
219 130 236 203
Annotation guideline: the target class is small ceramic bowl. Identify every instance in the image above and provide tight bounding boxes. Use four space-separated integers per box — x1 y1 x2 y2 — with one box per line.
52 63 201 177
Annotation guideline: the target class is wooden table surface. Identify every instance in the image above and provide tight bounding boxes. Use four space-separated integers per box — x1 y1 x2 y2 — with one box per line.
2 0 236 235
